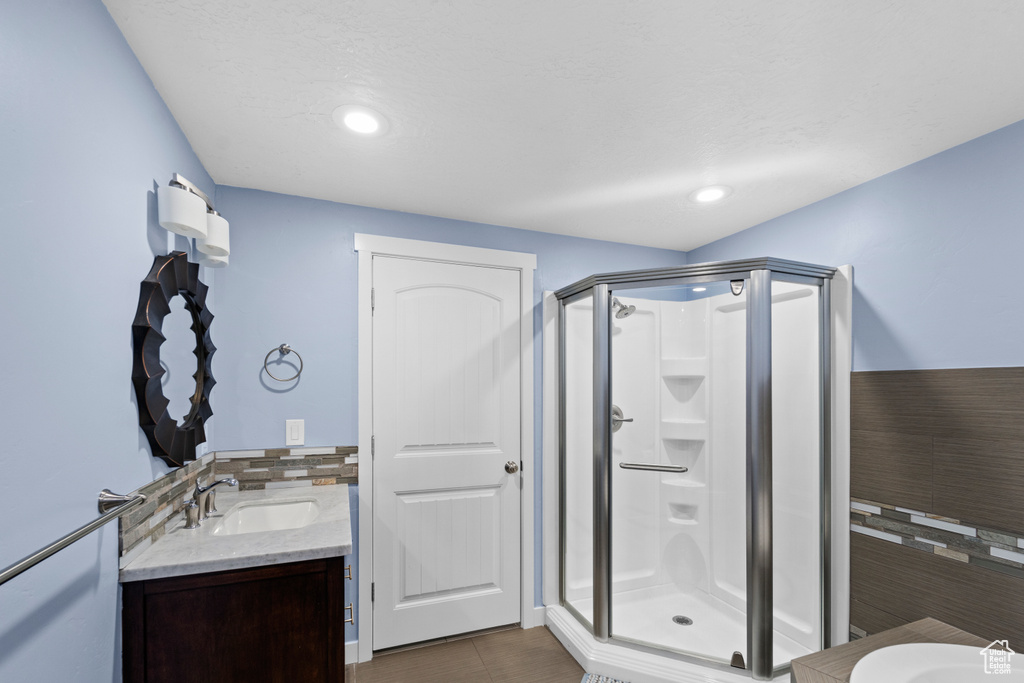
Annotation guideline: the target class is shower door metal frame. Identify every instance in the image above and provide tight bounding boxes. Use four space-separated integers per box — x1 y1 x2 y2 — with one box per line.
592 284 614 642
747 268 774 678
556 258 836 681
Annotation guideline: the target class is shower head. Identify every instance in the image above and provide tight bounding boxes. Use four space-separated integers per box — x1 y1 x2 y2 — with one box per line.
612 297 636 319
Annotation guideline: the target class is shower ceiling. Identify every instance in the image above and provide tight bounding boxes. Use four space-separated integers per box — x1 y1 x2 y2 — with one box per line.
102 0 1024 251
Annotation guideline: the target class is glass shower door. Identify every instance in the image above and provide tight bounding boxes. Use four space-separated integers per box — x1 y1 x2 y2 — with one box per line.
609 281 748 665
769 277 824 667
562 294 595 628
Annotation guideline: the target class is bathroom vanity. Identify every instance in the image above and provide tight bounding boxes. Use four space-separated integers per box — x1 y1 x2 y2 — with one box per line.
791 617 988 683
123 558 346 682
119 485 352 683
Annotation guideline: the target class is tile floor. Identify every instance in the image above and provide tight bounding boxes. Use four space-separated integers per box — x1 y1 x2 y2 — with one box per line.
347 625 585 682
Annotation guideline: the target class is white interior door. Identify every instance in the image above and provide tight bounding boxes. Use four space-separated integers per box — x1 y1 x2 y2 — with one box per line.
372 255 522 649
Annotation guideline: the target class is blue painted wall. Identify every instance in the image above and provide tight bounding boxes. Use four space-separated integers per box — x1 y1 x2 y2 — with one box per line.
9 0 1024 675
689 119 1024 372
0 1 214 681
209 185 689 638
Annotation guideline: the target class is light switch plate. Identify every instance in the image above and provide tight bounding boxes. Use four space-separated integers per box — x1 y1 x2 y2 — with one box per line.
285 419 304 446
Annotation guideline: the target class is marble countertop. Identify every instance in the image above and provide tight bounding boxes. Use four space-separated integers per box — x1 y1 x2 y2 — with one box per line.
119 485 352 583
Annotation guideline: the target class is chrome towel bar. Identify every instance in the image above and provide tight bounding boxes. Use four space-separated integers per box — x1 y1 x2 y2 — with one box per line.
618 462 689 473
0 489 146 587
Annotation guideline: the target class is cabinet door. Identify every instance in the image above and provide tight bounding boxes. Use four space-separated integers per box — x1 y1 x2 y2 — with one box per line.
123 558 345 683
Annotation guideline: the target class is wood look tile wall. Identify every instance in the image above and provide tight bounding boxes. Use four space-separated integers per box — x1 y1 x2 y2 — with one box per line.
850 367 1024 646
850 430 932 511
933 436 1024 532
851 534 1024 646
851 368 1024 534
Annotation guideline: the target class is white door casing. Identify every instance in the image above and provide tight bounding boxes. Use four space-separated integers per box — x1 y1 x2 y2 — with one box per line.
372 256 521 648
355 234 537 661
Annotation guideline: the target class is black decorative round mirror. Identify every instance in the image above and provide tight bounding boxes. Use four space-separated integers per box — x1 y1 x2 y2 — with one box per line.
132 251 215 467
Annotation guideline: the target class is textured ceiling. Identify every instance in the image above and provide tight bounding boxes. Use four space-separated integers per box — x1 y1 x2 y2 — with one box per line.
103 0 1024 250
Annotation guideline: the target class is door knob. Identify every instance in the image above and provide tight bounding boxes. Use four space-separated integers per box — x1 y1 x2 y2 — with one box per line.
505 461 519 474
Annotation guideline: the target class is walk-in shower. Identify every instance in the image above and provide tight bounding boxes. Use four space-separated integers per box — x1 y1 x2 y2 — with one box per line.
552 258 846 681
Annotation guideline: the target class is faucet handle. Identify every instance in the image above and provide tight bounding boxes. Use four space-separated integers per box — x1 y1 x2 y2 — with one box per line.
197 478 238 519
205 488 219 516
195 477 238 495
184 499 201 530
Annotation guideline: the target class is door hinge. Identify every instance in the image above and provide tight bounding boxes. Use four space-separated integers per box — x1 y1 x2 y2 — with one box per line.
371 435 375 457
371 583 375 601
371 288 375 312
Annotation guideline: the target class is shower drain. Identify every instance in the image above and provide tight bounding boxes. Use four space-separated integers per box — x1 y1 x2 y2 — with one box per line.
672 616 693 626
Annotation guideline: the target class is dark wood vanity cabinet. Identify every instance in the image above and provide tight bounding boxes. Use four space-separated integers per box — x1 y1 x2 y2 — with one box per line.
123 557 346 683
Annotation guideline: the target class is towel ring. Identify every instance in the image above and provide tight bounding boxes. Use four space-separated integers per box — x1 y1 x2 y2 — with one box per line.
264 344 303 382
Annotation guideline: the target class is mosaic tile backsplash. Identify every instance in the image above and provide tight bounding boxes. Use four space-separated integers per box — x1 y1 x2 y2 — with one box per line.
119 446 358 569
851 497 1024 580
118 453 215 568
213 446 357 490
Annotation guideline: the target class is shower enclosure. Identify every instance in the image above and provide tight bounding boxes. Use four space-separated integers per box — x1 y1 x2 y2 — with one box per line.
556 258 836 680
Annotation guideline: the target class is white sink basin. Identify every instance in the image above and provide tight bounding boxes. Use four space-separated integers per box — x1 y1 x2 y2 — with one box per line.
212 498 320 536
851 643 1024 683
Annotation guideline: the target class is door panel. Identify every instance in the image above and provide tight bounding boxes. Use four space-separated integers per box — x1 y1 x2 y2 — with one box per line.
396 486 502 602
395 286 504 450
373 256 521 649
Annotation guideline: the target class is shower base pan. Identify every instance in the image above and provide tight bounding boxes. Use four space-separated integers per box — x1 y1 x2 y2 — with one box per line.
548 599 798 682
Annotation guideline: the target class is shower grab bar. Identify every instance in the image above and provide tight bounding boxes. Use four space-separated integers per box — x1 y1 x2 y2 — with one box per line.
619 462 688 473
0 489 146 588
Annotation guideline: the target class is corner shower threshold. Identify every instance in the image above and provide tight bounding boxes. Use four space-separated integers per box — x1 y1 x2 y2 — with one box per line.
546 606 791 683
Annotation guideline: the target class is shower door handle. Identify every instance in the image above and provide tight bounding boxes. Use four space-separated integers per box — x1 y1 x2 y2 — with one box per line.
619 462 688 473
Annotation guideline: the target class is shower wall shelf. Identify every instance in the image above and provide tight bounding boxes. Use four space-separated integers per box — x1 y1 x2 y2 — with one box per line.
661 478 704 489
659 420 707 441
667 517 699 527
660 358 708 378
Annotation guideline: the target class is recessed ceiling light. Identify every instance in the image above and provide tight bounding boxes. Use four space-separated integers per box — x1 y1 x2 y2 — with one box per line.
688 185 732 203
693 287 707 292
332 105 389 137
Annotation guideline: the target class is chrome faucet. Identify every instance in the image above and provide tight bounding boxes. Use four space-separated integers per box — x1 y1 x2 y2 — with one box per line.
193 478 238 521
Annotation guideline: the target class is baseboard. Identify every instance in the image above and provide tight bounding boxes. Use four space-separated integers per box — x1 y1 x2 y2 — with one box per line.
522 604 547 629
346 606 545 665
